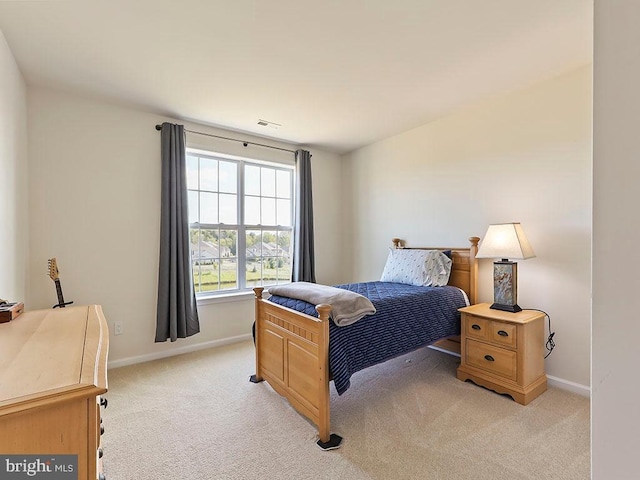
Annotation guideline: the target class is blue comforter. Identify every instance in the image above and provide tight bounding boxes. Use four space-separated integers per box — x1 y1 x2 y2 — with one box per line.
267 281 467 395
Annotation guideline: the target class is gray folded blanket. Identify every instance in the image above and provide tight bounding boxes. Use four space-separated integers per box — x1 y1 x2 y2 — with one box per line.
267 282 376 326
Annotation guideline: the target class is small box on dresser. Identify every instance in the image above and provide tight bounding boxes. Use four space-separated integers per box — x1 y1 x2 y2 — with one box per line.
456 303 547 405
0 302 24 323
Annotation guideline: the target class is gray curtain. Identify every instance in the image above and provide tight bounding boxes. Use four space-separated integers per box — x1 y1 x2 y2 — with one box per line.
155 122 200 342
292 149 316 283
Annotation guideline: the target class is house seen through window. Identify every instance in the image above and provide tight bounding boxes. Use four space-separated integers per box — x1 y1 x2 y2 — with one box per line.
187 149 294 294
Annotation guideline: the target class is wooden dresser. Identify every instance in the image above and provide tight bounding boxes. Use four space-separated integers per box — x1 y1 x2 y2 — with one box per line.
0 305 109 480
456 303 547 405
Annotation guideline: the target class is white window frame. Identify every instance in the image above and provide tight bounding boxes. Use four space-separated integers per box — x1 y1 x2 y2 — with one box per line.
187 148 295 300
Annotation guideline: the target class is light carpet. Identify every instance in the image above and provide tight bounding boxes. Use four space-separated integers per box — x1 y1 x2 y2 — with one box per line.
102 340 590 479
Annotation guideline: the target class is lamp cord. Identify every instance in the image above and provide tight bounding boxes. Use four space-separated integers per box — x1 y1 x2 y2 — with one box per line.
525 308 555 358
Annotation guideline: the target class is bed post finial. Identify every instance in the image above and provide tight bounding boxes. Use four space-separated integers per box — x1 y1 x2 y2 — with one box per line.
392 238 405 249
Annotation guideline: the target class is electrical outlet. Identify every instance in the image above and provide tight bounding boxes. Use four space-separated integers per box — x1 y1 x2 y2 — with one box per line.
114 321 123 335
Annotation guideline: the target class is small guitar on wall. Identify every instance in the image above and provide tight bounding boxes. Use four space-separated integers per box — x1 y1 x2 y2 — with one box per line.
48 258 74 308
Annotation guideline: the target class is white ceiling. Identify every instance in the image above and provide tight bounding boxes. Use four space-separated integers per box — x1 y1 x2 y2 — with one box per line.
0 0 592 154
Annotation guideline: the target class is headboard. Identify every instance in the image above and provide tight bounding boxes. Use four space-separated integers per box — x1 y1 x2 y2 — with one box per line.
391 237 480 304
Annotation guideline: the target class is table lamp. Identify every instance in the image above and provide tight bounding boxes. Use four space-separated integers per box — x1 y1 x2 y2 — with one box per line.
476 223 535 312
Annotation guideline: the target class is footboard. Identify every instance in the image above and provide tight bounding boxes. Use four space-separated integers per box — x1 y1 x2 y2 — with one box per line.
251 287 340 449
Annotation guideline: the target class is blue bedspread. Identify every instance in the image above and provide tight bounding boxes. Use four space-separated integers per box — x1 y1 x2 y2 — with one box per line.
267 281 467 395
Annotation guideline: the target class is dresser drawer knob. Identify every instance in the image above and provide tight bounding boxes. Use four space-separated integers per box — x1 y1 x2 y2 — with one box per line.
99 473 106 480
471 324 482 330
100 397 108 408
100 425 105 435
98 448 103 459
497 330 509 337
484 355 495 362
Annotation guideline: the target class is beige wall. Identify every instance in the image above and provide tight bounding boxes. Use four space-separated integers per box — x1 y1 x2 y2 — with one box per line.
13 39 592 395
342 66 592 389
0 29 28 302
26 88 343 365
592 1 640 477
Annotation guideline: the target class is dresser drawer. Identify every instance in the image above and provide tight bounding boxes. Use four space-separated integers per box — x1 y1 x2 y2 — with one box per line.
465 315 489 340
466 339 517 381
489 322 517 348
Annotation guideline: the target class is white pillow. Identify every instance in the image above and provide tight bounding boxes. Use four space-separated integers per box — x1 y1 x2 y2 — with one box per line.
380 249 452 287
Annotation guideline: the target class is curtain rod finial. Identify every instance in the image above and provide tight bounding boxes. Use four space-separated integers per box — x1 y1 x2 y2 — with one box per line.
155 124 162 131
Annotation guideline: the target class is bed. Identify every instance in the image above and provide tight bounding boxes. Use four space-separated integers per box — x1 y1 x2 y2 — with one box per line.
250 237 479 449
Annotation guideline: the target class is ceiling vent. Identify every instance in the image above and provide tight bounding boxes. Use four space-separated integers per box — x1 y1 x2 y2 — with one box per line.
257 119 281 129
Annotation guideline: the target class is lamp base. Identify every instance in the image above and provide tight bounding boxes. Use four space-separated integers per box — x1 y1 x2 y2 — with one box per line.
490 260 521 313
490 302 522 313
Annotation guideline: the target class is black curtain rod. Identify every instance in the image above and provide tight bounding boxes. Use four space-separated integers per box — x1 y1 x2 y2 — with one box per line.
155 124 296 154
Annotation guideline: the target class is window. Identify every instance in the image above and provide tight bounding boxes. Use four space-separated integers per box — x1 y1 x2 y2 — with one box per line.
186 149 294 295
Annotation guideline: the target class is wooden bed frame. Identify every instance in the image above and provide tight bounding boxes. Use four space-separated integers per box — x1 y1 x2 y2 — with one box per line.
250 237 479 449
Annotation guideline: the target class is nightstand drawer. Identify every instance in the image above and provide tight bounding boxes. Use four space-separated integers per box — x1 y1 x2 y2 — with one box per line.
465 315 489 340
466 339 517 381
490 322 517 348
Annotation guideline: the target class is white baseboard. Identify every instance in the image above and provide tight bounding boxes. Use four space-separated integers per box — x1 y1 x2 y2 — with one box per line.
546 374 591 398
107 333 253 369
107 335 591 400
429 345 590 398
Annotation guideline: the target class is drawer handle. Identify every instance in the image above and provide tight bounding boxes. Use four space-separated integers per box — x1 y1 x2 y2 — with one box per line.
471 324 482 330
100 397 108 408
497 330 509 337
484 355 495 362
98 448 104 459
101 425 105 435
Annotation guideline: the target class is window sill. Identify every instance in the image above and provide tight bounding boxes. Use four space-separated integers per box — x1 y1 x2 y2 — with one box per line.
196 290 256 306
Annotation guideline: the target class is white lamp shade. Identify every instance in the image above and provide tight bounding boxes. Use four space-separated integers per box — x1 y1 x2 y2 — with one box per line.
476 223 535 260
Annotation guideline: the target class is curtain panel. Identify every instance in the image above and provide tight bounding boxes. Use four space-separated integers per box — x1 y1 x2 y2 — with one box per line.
292 149 316 283
155 122 200 342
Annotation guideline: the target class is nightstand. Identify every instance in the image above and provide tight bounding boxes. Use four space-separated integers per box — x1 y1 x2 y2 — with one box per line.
456 303 547 405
